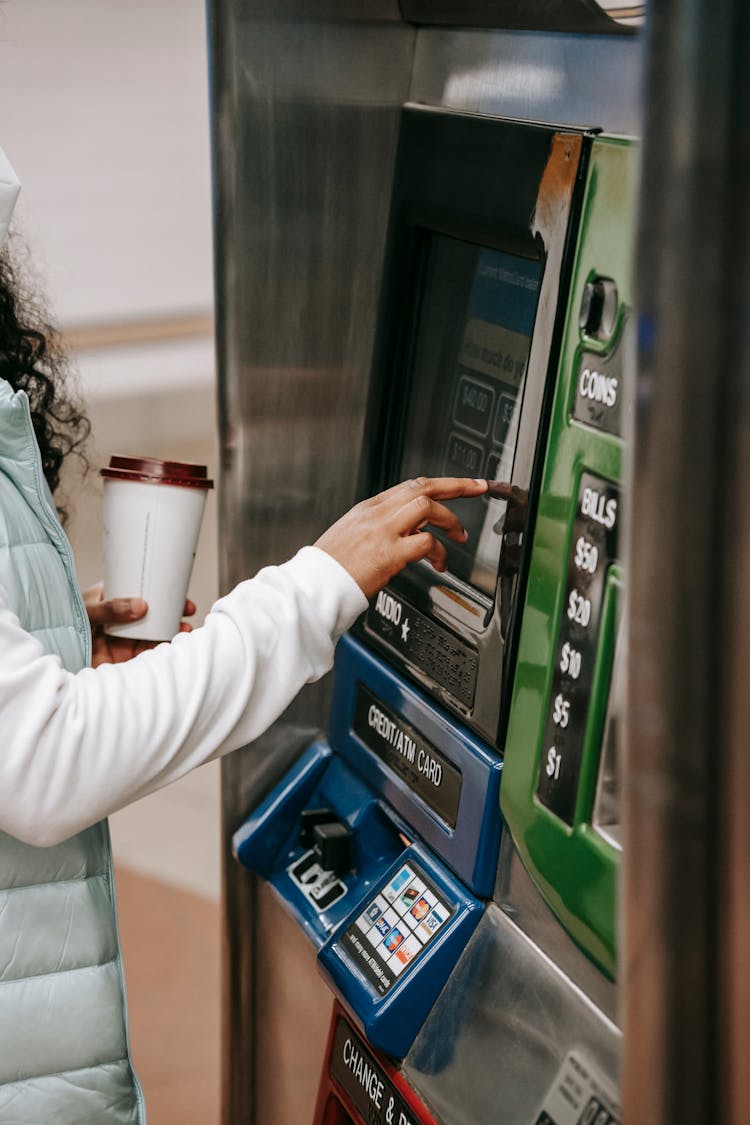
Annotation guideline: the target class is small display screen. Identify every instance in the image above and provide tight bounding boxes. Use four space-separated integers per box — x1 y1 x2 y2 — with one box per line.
342 862 453 996
397 235 542 597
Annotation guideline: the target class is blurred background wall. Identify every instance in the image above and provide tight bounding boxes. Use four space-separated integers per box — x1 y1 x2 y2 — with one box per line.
0 2 221 1120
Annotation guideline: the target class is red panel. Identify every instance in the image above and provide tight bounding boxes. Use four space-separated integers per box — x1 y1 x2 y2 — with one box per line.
312 1002 439 1125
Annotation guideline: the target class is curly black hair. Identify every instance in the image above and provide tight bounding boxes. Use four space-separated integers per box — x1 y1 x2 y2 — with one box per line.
0 247 89 521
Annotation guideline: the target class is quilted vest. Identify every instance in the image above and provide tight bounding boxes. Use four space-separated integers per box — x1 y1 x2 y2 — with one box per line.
0 380 144 1123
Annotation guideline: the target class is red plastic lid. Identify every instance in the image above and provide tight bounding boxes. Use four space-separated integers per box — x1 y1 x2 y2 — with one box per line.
100 455 214 489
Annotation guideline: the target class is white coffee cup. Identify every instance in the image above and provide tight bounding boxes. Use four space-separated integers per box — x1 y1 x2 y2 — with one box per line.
101 455 213 641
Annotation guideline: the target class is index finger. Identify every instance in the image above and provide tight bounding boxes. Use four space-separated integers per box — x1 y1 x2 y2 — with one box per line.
380 476 488 505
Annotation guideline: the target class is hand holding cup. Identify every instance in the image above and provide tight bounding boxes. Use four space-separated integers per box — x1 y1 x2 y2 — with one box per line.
83 584 196 666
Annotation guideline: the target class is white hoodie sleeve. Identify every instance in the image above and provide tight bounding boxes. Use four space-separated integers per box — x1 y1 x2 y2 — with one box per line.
0 546 368 847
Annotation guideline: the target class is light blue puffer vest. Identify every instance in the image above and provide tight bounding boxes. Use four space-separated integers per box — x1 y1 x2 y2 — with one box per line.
0 380 144 1123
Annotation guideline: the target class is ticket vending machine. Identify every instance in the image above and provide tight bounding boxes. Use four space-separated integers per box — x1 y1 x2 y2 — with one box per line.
231 106 591 1048
209 5 642 1124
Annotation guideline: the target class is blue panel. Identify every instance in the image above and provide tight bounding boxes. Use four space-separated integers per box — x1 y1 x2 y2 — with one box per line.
329 635 503 898
233 741 333 878
233 742 405 948
232 744 484 1056
318 842 483 1060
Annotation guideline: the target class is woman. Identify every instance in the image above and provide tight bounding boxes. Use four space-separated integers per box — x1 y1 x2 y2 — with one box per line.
0 146 486 1123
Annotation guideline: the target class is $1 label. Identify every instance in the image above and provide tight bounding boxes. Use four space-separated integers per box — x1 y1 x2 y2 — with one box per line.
546 747 562 780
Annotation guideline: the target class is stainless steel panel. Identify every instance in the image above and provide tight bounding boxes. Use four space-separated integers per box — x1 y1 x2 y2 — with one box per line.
410 28 642 134
209 7 416 1122
405 896 620 1124
212 21 417 584
495 832 618 1024
254 882 334 1123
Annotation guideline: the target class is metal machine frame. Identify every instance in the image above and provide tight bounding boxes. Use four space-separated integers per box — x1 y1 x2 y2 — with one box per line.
207 2 750 1122
208 8 640 1122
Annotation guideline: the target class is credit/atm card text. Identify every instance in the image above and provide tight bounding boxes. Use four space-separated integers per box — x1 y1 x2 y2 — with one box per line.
353 685 462 828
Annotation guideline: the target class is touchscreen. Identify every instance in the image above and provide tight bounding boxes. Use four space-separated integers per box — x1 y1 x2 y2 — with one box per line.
397 236 542 597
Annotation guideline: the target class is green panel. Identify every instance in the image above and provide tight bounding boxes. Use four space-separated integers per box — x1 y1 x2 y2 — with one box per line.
500 137 636 979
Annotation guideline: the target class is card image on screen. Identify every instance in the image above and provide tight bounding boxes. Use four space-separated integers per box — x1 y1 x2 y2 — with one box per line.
343 863 453 996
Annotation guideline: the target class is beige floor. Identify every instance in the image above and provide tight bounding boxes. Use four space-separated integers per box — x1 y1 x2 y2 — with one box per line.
115 867 221 1125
